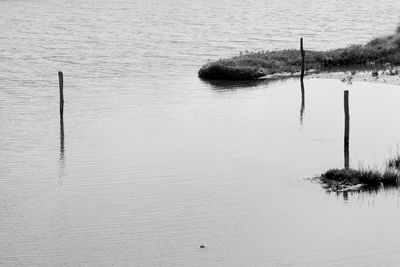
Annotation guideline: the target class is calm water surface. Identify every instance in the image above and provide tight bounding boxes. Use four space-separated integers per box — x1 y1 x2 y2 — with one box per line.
1 0 400 266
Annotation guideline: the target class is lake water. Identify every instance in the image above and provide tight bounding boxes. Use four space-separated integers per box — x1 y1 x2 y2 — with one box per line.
1 0 400 266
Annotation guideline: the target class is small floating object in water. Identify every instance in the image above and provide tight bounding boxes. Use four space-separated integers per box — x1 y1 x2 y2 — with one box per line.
200 244 205 248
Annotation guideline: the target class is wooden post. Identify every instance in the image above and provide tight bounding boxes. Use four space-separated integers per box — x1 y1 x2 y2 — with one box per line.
344 90 350 170
299 38 306 125
300 38 305 80
58 71 65 182
58 71 64 119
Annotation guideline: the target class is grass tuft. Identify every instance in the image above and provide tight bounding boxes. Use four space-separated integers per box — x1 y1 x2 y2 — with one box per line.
320 166 400 192
382 169 399 186
321 168 384 187
387 154 400 169
198 61 265 80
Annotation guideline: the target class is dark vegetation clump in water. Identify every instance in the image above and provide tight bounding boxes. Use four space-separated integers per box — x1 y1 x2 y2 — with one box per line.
319 154 400 192
198 50 322 80
320 168 398 189
199 23 400 80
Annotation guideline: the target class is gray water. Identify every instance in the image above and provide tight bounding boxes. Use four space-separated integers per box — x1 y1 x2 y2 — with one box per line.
1 0 400 266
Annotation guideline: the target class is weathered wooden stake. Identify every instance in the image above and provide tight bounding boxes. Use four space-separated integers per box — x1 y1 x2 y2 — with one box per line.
58 71 64 119
58 71 65 182
344 90 350 170
300 38 305 80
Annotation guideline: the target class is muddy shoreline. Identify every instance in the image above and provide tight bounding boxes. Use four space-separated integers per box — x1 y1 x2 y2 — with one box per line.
308 66 400 86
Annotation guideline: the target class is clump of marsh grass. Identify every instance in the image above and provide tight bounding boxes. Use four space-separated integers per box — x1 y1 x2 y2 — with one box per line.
320 165 400 192
318 147 400 193
388 68 399 75
198 49 323 80
198 61 266 80
199 23 400 80
382 169 399 186
321 168 383 188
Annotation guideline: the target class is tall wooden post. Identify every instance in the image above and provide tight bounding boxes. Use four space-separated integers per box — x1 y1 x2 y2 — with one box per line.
299 38 306 125
300 38 305 80
344 90 350 170
58 71 64 119
58 71 65 182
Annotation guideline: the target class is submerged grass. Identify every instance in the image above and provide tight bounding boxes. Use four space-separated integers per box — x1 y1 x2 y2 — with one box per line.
199 23 400 80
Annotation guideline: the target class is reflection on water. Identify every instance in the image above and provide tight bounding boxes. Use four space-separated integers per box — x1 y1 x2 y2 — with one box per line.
344 90 350 169
201 78 272 91
201 76 302 91
59 117 65 183
300 78 305 126
329 184 400 204
341 190 349 203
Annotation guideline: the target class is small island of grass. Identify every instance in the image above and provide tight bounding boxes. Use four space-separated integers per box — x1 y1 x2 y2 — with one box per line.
319 168 398 192
318 155 400 192
199 24 400 80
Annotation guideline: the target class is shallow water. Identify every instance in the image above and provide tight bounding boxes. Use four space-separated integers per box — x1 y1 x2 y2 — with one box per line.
1 0 400 266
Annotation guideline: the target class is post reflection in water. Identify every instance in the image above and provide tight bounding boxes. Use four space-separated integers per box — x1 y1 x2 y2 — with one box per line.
342 191 349 202
344 90 350 170
300 78 305 126
59 117 65 182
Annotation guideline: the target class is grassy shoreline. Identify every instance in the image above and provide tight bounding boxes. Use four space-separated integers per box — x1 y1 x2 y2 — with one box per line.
199 24 400 80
